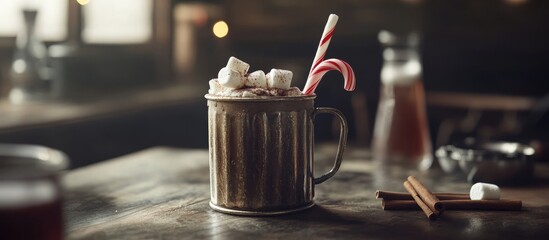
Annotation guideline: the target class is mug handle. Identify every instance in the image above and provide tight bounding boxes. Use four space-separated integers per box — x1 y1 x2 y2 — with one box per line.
313 107 348 184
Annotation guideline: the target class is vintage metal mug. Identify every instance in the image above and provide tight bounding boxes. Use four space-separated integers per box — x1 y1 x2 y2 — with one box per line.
205 94 348 216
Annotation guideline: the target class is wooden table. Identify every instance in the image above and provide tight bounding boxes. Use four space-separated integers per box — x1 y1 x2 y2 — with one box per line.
63 146 549 239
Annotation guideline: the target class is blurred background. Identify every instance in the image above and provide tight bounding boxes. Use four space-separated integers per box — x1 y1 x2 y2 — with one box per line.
0 0 547 168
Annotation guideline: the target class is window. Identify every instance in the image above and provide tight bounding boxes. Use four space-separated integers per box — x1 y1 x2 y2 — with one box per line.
82 0 153 44
0 0 171 85
0 0 154 44
0 0 68 41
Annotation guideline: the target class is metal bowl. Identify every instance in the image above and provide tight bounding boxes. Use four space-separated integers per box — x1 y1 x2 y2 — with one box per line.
436 142 535 185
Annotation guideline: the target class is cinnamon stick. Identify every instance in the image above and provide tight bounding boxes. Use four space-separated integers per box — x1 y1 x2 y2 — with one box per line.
404 180 439 220
382 200 421 210
376 190 470 201
382 199 522 211
407 176 444 212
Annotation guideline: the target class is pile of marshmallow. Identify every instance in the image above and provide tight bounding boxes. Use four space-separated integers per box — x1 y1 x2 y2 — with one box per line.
209 57 301 97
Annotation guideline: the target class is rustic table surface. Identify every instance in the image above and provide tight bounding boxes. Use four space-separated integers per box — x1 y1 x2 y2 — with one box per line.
63 146 549 239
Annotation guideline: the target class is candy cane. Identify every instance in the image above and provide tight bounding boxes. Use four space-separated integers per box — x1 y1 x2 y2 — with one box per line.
302 58 356 95
305 14 338 82
303 14 339 93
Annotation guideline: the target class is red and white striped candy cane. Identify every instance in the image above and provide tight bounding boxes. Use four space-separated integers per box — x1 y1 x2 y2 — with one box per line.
302 58 356 95
307 14 338 79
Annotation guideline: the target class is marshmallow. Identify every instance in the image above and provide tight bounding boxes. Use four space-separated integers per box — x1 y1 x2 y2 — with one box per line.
208 79 225 94
226 56 250 75
218 67 246 89
267 68 292 90
246 70 268 88
470 182 501 200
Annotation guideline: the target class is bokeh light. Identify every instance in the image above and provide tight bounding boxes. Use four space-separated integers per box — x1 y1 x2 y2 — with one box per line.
212 21 228 38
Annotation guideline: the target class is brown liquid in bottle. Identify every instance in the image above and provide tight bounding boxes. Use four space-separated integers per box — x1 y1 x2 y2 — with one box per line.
383 81 431 167
372 31 432 169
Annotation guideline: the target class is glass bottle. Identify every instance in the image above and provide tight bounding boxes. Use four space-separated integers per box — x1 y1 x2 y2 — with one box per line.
9 7 50 103
372 31 433 170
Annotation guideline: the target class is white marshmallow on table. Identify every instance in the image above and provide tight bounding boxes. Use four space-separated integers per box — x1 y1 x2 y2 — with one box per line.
267 68 292 90
226 56 250 75
245 70 268 88
218 67 246 89
470 182 501 200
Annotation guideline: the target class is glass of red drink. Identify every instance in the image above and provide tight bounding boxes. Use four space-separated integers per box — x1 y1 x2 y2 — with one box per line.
0 144 69 240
